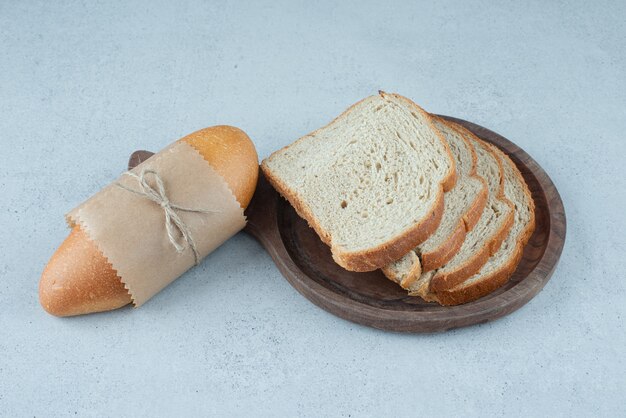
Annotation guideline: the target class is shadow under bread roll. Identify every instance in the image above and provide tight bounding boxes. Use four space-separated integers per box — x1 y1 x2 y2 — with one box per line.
39 126 259 317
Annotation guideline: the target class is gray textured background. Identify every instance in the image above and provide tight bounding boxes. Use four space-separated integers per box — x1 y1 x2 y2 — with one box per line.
1 0 625 416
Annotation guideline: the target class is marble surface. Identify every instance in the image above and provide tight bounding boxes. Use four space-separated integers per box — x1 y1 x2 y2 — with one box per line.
1 1 624 416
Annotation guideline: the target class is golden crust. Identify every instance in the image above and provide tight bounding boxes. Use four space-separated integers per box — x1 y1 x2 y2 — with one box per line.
40 126 258 317
39 226 131 316
182 125 258 209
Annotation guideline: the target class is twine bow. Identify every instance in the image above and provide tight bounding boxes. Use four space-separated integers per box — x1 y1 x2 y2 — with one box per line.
116 168 219 265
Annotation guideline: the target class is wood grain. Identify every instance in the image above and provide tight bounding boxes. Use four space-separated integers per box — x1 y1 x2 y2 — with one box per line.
129 116 566 333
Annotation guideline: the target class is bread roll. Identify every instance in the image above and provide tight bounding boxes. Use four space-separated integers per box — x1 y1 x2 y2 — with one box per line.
40 126 258 317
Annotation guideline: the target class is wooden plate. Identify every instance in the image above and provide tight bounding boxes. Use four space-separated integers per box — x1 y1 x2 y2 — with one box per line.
129 116 566 333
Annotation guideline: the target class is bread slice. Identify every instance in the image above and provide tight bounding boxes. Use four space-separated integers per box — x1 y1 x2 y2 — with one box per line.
381 117 488 287
406 126 515 296
428 147 536 305
261 92 456 272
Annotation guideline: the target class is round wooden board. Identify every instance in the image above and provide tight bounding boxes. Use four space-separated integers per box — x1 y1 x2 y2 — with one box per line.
129 116 566 333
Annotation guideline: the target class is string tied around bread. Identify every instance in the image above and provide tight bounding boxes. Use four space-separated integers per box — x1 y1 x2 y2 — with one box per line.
116 169 219 265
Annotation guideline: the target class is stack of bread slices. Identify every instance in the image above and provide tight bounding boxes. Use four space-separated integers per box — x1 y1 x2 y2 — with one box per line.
261 92 535 305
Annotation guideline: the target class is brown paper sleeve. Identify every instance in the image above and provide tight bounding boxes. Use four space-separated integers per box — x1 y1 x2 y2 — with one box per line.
66 141 247 306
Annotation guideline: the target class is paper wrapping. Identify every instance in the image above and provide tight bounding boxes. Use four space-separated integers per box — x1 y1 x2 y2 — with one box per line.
66 141 247 306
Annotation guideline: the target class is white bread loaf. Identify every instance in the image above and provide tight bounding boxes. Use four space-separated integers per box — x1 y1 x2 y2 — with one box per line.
40 126 259 317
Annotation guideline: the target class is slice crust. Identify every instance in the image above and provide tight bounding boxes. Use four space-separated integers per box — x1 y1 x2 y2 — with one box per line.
407 125 515 296
261 92 456 272
382 117 488 286
430 146 536 305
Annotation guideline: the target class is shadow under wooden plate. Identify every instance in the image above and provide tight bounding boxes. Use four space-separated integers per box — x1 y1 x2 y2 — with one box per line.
129 116 566 333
